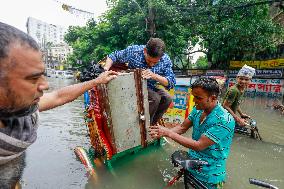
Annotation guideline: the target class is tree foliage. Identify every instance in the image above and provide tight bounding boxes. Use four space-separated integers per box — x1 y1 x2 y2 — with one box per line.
64 0 284 70
179 0 284 68
196 56 208 69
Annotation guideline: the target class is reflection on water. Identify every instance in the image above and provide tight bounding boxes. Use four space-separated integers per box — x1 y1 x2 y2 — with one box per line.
22 78 284 189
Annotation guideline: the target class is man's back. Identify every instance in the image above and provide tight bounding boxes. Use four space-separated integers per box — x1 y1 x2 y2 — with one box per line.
108 45 175 91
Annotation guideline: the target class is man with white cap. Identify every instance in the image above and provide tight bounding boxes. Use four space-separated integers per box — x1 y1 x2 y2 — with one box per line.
222 64 255 127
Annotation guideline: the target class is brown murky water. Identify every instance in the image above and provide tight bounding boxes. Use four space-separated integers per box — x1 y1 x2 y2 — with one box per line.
21 78 284 189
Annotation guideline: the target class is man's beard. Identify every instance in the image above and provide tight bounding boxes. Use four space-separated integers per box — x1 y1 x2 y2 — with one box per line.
0 86 38 119
0 104 38 119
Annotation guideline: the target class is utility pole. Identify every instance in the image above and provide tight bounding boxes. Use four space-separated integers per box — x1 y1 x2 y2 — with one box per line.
130 0 156 37
147 0 156 37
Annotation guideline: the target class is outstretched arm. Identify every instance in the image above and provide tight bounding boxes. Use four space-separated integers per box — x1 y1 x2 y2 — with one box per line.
149 118 214 151
223 100 247 126
237 107 250 118
166 132 214 151
104 46 136 71
39 71 117 112
149 118 192 137
222 100 239 120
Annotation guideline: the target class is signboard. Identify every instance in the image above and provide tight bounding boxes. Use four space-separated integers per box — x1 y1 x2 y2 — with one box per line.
228 69 283 78
230 61 259 69
230 59 284 69
255 69 283 78
259 59 284 69
228 78 284 98
206 70 225 76
186 70 206 76
163 86 194 124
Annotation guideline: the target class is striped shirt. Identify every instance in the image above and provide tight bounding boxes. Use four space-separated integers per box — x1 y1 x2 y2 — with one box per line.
188 103 235 184
108 45 176 91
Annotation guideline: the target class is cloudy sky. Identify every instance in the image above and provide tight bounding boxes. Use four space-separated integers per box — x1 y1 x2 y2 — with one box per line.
0 0 109 32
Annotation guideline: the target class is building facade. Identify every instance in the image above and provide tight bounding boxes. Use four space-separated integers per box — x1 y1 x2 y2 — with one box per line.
26 17 67 46
43 43 73 69
26 17 73 69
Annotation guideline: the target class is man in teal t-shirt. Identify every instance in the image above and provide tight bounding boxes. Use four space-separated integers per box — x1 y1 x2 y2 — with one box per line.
150 77 235 189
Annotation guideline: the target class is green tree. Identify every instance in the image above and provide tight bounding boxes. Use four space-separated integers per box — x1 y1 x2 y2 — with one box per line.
65 0 192 69
179 0 284 68
64 0 284 70
196 56 208 69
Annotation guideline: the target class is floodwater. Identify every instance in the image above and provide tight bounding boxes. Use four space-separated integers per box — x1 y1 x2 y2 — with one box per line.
21 78 284 189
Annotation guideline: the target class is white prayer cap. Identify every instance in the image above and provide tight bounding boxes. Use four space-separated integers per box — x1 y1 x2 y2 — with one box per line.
237 64 255 78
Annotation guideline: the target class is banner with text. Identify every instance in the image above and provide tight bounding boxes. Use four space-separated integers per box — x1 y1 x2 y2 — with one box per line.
228 69 283 78
228 78 284 98
163 86 194 124
230 59 284 69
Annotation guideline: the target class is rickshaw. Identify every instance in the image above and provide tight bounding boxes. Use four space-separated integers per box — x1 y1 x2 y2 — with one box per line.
75 61 162 170
75 61 268 188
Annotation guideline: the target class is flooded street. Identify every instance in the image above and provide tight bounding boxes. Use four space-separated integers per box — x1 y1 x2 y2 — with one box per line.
21 78 284 189
22 78 89 188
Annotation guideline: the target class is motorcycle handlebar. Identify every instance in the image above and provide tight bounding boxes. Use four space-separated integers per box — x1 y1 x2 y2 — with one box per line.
249 178 278 189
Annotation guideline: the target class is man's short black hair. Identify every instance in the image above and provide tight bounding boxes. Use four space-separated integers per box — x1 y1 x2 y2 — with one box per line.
145 38 165 58
191 77 220 96
0 22 39 79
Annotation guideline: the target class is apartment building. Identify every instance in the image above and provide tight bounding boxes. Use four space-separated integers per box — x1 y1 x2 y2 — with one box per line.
26 17 67 46
26 17 73 69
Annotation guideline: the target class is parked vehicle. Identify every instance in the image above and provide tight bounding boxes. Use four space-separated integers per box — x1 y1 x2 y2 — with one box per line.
54 70 64 78
63 70 74 79
47 70 74 79
45 68 54 77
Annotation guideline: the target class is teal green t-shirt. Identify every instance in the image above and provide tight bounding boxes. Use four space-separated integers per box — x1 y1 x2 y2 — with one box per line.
188 103 235 184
